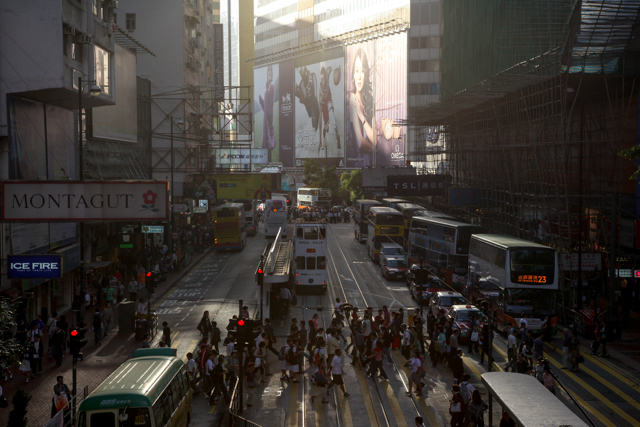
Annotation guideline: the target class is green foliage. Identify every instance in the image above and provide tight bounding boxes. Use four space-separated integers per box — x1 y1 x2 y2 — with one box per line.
7 389 30 427
340 169 373 202
302 160 346 204
0 301 26 369
618 146 640 180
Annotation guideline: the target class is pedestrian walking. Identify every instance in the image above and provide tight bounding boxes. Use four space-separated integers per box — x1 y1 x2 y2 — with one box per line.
198 311 212 342
209 355 230 404
561 328 572 369
51 376 72 425
29 334 44 376
92 308 103 346
504 329 518 372
311 356 329 404
407 349 423 396
366 342 389 381
263 318 279 357
162 321 172 347
467 390 488 427
245 361 257 408
128 278 138 303
449 384 464 427
211 321 221 353
327 349 350 397
102 304 113 337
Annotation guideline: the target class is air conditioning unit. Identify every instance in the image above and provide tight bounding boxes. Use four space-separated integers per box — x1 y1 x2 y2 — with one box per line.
77 34 92 44
108 0 118 8
63 24 75 35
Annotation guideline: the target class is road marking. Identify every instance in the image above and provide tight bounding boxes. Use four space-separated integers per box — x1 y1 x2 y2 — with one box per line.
353 361 380 426
461 355 482 380
151 255 210 310
288 382 299 427
392 351 440 427
545 354 638 425
313 385 326 426
380 381 409 427
182 340 199 362
337 390 353 427
571 391 618 427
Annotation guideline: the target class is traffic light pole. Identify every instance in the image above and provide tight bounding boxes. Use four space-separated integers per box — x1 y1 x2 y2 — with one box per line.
72 357 77 421
238 299 244 413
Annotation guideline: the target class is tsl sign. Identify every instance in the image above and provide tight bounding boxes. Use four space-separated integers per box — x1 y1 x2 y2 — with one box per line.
8 254 62 279
386 175 448 197
1 181 169 221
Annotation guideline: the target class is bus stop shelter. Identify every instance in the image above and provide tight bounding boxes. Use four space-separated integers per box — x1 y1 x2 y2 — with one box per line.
481 372 590 427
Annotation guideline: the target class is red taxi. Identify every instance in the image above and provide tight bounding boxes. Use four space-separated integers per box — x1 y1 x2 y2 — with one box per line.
446 304 488 342
381 257 409 281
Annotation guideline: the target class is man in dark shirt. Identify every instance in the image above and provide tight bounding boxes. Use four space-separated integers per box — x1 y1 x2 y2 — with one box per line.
450 349 464 383
516 353 529 374
209 355 230 404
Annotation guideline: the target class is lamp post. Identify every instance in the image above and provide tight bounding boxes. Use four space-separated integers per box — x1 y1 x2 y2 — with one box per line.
76 76 101 423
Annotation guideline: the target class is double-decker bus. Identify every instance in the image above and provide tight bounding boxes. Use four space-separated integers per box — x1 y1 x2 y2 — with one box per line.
396 203 455 242
408 216 487 292
77 348 192 427
232 199 258 236
381 198 407 209
264 196 288 238
468 234 560 333
354 199 382 243
366 207 404 262
213 203 246 251
293 218 327 294
297 188 332 208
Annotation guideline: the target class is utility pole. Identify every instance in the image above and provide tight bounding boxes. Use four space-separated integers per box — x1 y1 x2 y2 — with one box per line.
238 299 244 412
577 106 584 311
609 193 617 322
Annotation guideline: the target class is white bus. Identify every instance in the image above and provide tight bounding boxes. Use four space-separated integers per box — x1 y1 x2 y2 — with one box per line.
468 234 560 333
232 199 258 236
297 188 332 208
293 218 327 293
264 196 288 238
407 216 487 292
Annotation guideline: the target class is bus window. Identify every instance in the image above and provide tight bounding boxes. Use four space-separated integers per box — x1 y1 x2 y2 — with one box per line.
91 412 115 427
78 412 86 427
162 391 173 421
119 408 152 427
177 369 188 396
171 377 183 406
297 228 304 238
307 257 316 270
153 402 165 427
317 257 326 269
320 228 326 239
297 257 305 270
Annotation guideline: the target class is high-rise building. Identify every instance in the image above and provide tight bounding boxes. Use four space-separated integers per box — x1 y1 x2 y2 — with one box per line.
116 0 222 197
252 0 440 173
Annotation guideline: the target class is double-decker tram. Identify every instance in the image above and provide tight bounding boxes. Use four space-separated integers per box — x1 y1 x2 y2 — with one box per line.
468 234 560 333
366 207 404 262
353 199 382 243
213 203 247 251
293 218 327 294
407 216 487 291
297 188 332 208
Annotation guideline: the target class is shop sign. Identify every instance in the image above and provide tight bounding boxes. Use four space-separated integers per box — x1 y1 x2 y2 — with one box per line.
142 226 164 234
8 254 62 279
561 253 602 271
172 232 178 240
1 181 169 221
386 175 447 197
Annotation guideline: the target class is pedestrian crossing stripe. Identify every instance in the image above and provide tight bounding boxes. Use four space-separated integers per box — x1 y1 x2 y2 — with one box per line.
353 360 382 426
391 350 439 427
288 381 299 427
380 381 409 427
336 390 353 427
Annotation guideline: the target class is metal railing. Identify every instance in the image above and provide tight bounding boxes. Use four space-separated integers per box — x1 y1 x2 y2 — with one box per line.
228 381 263 427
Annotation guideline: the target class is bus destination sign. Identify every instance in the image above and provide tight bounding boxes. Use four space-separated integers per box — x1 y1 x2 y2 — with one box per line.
379 226 400 235
517 275 548 284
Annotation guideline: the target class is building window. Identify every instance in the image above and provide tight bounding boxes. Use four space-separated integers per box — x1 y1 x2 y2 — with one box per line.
71 42 83 63
410 61 419 72
430 83 439 95
126 13 136 31
94 45 110 94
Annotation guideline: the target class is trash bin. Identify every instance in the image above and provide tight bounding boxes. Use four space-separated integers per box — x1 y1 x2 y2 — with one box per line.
135 319 148 341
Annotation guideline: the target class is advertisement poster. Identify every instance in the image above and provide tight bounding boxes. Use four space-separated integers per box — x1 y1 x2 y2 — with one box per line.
216 174 272 200
281 171 306 192
294 49 344 166
254 63 280 163
279 60 295 167
213 23 225 102
345 33 407 167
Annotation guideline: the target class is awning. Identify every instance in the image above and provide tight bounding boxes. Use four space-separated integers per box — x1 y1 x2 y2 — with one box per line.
83 261 113 270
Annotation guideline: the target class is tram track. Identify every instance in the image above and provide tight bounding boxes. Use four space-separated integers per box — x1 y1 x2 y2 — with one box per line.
325 224 424 427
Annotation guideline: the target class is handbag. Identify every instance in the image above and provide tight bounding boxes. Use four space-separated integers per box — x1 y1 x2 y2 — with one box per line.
449 400 462 414
470 331 479 342
314 371 326 386
576 355 585 364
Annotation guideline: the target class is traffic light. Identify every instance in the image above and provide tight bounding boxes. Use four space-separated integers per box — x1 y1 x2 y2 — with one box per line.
146 272 155 293
256 260 265 287
69 328 88 361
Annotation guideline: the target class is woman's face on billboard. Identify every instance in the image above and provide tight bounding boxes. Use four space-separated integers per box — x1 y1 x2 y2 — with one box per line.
354 57 365 93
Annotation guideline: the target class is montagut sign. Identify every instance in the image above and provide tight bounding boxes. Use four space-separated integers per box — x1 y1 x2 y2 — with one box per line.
8 254 62 279
1 181 169 221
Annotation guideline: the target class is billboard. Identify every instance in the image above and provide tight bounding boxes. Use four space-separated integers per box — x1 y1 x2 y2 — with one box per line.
281 171 306 192
294 49 344 166
8 254 62 279
386 175 447 197
254 63 280 163
216 148 268 165
216 174 272 199
92 45 138 143
279 60 295 167
1 181 169 221
345 33 407 167
362 166 416 189
213 23 225 101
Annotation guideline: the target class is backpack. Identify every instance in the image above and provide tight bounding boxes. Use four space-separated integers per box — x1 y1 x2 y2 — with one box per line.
279 345 287 361
287 346 297 365
313 348 321 366
459 382 472 404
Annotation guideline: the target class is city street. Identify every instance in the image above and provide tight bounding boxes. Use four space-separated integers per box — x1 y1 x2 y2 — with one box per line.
168 222 640 427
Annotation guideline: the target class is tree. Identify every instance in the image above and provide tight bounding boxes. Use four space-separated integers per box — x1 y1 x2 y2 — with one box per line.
302 160 346 204
341 170 367 202
7 389 30 427
618 147 640 180
0 301 26 369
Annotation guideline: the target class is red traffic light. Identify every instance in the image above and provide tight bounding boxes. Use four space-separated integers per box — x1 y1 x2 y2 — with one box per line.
70 330 78 337
238 320 245 326
147 272 152 277
258 269 263 274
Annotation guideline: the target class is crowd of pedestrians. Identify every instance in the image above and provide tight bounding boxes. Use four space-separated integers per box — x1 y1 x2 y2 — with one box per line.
290 207 352 224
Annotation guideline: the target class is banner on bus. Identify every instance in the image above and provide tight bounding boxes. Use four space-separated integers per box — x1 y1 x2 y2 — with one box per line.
386 175 447 197
1 181 169 221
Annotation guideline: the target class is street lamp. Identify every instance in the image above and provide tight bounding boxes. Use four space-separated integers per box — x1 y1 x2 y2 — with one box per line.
75 75 101 423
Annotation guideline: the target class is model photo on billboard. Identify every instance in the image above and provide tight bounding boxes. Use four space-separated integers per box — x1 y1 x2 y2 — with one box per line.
254 63 280 162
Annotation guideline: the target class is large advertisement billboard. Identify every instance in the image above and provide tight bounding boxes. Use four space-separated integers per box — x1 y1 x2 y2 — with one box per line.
345 32 407 167
294 49 344 166
1 181 169 221
254 63 280 164
216 174 272 199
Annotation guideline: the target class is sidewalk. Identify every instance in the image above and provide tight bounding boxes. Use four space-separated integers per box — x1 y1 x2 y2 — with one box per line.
0 247 213 427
